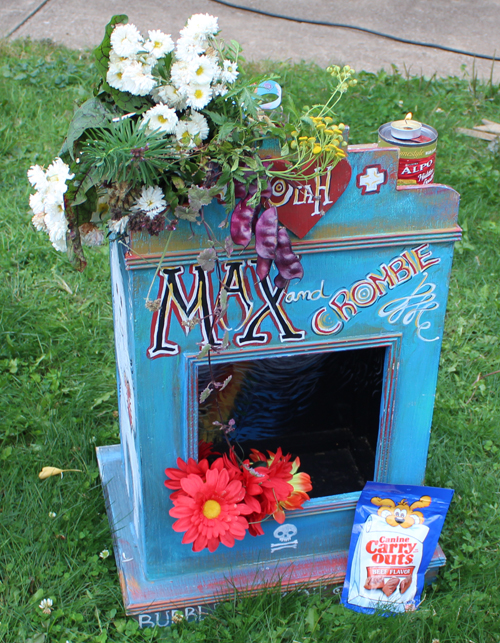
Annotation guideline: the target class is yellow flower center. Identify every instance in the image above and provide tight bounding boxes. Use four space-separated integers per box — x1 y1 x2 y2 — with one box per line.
196 66 204 76
202 499 222 519
194 89 203 99
158 115 167 123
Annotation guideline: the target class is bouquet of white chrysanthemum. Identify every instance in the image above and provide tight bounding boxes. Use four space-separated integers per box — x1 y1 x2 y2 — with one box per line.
27 12 356 271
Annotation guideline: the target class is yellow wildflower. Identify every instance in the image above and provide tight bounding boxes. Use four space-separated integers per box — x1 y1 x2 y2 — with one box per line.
316 122 326 129
298 136 308 141
312 145 322 154
308 137 316 143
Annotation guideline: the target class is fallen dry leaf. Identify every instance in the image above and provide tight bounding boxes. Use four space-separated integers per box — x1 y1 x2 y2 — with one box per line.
39 466 82 480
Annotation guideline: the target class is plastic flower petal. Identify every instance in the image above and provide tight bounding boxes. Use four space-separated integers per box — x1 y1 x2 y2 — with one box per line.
165 456 210 499
169 467 251 552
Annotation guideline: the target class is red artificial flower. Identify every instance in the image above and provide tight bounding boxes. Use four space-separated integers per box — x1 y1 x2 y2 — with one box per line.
249 449 312 524
273 455 312 522
164 457 210 500
250 448 294 516
198 439 220 460
169 467 252 552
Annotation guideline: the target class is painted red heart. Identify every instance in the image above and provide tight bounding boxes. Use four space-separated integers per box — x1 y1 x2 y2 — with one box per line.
267 159 352 239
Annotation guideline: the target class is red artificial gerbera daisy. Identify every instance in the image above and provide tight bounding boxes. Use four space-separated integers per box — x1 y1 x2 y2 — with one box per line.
250 447 294 515
164 457 210 499
169 467 252 552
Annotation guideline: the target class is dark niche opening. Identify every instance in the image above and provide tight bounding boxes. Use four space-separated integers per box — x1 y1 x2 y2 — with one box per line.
197 347 386 498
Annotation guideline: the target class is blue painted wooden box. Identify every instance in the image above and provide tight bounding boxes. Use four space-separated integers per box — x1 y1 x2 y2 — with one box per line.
96 143 460 627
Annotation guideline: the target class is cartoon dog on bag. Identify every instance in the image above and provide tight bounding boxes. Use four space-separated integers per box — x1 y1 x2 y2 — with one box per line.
371 495 432 528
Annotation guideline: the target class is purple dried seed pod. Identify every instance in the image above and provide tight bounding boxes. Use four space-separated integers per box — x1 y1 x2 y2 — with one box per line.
274 273 289 289
255 206 278 260
230 196 254 247
274 227 304 281
256 256 273 281
247 182 258 196
234 180 247 200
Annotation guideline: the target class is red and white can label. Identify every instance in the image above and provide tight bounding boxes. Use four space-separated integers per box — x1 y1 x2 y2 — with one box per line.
398 153 436 184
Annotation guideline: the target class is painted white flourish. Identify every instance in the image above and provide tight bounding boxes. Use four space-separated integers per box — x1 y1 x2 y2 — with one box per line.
378 273 440 342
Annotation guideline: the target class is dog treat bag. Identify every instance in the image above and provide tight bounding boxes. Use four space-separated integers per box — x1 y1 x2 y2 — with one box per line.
341 481 454 614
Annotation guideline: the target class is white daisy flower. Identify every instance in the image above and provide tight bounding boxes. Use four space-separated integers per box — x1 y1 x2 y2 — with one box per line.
121 61 156 96
175 35 205 62
107 60 127 91
48 511 57 518
99 549 110 559
188 55 217 85
44 201 68 252
154 84 188 110
27 164 48 191
174 120 193 148
170 60 192 92
29 191 46 216
221 59 239 83
187 111 210 140
110 24 144 58
183 14 219 40
144 30 174 59
32 212 47 232
132 186 167 217
142 104 179 134
212 82 228 97
45 158 74 194
186 83 212 109
108 216 129 234
109 50 130 65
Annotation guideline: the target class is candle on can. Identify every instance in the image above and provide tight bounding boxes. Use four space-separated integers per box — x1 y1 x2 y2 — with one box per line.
390 113 422 140
378 113 438 185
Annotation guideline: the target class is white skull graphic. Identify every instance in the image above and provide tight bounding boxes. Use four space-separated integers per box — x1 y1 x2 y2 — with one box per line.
273 523 298 543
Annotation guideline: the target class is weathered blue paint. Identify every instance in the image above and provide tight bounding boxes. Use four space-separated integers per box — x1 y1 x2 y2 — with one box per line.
97 144 460 620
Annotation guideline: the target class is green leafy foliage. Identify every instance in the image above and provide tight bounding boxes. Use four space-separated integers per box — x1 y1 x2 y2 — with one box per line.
61 97 112 159
93 14 128 81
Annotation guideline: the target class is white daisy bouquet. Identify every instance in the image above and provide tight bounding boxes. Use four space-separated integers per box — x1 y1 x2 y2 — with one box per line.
27 13 356 271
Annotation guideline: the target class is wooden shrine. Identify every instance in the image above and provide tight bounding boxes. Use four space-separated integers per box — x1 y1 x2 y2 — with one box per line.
96 143 460 627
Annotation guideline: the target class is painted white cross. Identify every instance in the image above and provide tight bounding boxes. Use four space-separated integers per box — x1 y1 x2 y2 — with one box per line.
357 166 387 194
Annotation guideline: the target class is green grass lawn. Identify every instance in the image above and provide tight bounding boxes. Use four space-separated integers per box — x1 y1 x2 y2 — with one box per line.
1 38 500 643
